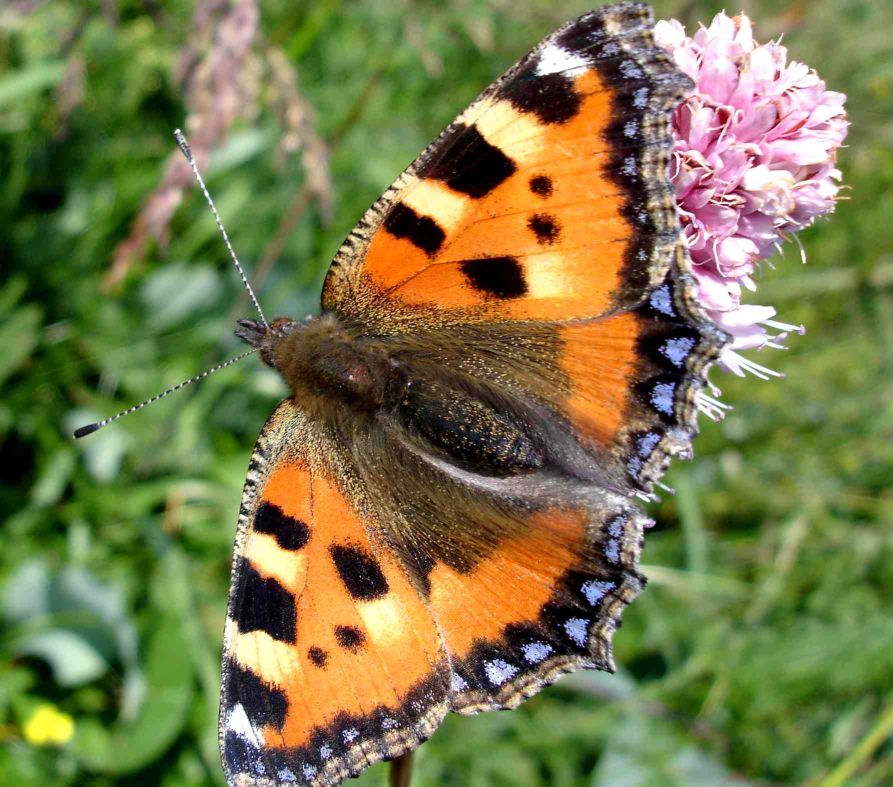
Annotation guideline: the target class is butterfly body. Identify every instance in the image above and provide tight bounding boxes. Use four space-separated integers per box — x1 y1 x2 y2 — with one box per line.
238 313 582 480
220 5 727 785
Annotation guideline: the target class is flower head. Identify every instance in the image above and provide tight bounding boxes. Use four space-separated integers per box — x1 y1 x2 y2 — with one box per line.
22 703 75 747
655 13 848 401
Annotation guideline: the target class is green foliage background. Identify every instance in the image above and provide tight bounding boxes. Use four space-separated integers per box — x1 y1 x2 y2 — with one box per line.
2 0 891 785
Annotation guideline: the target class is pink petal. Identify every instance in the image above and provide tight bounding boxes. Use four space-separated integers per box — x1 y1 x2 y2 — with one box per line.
697 202 740 236
768 138 834 166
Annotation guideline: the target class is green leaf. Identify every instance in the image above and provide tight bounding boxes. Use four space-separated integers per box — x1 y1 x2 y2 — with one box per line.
74 612 194 774
591 713 753 787
30 448 76 507
140 263 223 332
0 279 41 387
2 561 140 691
0 61 65 109
13 629 107 687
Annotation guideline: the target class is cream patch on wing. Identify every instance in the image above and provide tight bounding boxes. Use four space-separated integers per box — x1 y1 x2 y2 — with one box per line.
465 97 545 165
358 594 413 648
402 177 470 233
521 252 578 299
246 532 307 593
233 628 301 688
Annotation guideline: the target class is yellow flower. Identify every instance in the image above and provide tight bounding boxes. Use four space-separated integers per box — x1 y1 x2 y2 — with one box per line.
22 703 75 746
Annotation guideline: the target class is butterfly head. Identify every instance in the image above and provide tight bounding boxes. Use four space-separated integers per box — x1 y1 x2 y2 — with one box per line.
235 317 300 368
236 314 393 413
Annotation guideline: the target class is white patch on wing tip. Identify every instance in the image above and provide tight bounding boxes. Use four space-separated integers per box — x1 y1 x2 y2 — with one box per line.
319 744 332 760
484 659 518 686
536 42 589 77
277 768 297 782
302 764 317 780
227 702 264 746
451 673 468 692
343 727 359 744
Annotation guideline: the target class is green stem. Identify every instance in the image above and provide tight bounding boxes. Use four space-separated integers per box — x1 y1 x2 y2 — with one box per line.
816 696 893 787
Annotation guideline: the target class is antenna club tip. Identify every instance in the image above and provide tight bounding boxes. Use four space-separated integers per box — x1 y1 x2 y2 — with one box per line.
173 128 193 161
74 423 101 439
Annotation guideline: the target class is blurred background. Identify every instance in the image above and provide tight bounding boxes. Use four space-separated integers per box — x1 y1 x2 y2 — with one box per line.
2 0 891 785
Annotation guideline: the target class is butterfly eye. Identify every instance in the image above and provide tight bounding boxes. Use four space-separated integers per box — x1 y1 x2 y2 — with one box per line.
271 317 298 333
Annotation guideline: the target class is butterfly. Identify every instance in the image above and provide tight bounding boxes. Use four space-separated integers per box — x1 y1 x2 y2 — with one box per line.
218 3 725 785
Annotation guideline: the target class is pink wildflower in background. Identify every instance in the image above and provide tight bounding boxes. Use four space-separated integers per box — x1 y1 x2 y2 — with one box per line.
654 12 848 413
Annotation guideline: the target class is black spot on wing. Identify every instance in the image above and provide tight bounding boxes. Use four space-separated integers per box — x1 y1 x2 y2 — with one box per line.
499 68 582 124
460 256 528 299
253 502 309 551
308 646 328 667
383 202 445 256
225 658 288 729
223 730 262 777
334 625 366 652
329 544 389 600
422 123 517 198
529 175 553 197
233 558 297 643
528 213 560 244
553 9 612 53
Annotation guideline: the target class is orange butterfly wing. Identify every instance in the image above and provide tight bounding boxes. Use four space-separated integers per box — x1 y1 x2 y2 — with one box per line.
220 401 450 786
221 402 647 786
322 6 685 327
427 500 645 714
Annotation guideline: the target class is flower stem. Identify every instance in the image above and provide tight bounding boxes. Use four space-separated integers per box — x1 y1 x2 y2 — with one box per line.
389 751 415 787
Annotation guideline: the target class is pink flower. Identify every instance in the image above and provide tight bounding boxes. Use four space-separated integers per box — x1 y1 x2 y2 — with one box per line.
654 12 848 413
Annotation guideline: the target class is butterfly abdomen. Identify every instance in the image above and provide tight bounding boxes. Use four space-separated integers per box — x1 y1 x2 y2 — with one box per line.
256 313 545 476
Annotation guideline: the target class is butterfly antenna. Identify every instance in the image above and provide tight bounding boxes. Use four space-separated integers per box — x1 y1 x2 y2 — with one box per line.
73 349 257 438
173 128 269 328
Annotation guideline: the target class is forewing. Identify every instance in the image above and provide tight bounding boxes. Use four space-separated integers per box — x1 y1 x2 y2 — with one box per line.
322 4 691 329
319 4 724 491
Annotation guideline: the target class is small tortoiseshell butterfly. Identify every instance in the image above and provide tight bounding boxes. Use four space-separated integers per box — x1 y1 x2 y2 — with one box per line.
187 4 725 785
